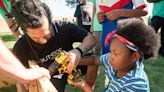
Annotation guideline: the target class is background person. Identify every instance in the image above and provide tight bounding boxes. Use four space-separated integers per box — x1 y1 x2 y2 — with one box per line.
74 0 93 32
0 0 21 40
97 0 147 54
90 0 102 56
74 0 98 88
147 0 164 56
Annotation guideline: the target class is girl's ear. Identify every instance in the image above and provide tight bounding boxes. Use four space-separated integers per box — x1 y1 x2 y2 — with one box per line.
131 52 141 62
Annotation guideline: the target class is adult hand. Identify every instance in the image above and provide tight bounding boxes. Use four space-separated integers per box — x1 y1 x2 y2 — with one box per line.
66 49 81 73
97 11 105 24
21 67 50 84
105 9 122 21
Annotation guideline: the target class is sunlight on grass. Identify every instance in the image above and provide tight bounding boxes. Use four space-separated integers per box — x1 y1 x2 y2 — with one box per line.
0 32 16 49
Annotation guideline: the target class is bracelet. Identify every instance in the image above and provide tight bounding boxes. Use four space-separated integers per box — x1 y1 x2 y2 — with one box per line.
75 47 83 56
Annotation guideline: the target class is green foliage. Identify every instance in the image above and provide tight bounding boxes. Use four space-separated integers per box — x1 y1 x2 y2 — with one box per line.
0 32 16 48
0 85 16 92
65 0 80 8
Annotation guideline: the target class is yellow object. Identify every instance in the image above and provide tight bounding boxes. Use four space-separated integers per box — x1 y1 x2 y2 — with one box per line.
54 51 81 84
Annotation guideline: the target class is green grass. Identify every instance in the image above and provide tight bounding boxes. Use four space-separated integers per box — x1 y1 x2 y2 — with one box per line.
0 32 16 49
0 32 164 92
0 85 16 92
144 56 164 92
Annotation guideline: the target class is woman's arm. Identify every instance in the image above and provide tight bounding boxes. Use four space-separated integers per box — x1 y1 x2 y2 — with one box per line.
0 40 50 84
90 3 96 33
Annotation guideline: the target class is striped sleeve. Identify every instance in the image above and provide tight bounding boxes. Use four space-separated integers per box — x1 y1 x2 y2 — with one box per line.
98 53 110 65
123 78 149 92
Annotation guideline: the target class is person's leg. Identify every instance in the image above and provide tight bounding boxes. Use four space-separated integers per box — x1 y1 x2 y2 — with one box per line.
93 31 101 55
160 22 164 56
151 16 163 33
151 16 164 55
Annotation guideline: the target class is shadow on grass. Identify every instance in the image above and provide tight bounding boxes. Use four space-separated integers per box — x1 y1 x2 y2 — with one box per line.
0 85 16 92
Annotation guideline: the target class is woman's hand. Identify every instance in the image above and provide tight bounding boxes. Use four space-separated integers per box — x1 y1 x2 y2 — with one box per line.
97 11 105 24
20 67 50 84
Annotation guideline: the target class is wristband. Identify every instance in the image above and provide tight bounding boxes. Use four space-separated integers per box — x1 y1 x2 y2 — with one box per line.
75 47 83 56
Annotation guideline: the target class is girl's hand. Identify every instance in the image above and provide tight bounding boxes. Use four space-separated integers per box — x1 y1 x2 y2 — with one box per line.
97 11 105 24
105 9 122 21
70 79 86 89
71 79 94 92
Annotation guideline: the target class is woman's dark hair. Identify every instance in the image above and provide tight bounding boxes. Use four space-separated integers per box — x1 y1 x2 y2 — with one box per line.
11 0 51 32
116 18 160 59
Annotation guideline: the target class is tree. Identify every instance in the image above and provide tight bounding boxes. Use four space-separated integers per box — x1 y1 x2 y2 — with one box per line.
65 0 80 8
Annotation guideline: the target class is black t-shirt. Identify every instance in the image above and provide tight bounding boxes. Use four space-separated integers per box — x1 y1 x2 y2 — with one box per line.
74 3 93 31
13 21 88 92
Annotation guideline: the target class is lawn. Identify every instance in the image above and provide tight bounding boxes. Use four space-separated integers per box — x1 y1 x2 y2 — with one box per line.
0 32 16 49
0 32 164 92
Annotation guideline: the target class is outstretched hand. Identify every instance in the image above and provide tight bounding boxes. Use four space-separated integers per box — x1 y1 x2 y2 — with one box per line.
21 67 50 84
21 67 50 89
66 49 81 73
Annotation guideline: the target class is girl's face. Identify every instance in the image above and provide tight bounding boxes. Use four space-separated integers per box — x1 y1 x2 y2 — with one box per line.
109 38 138 72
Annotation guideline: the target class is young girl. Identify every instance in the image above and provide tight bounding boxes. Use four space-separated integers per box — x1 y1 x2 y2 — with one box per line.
71 19 160 92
